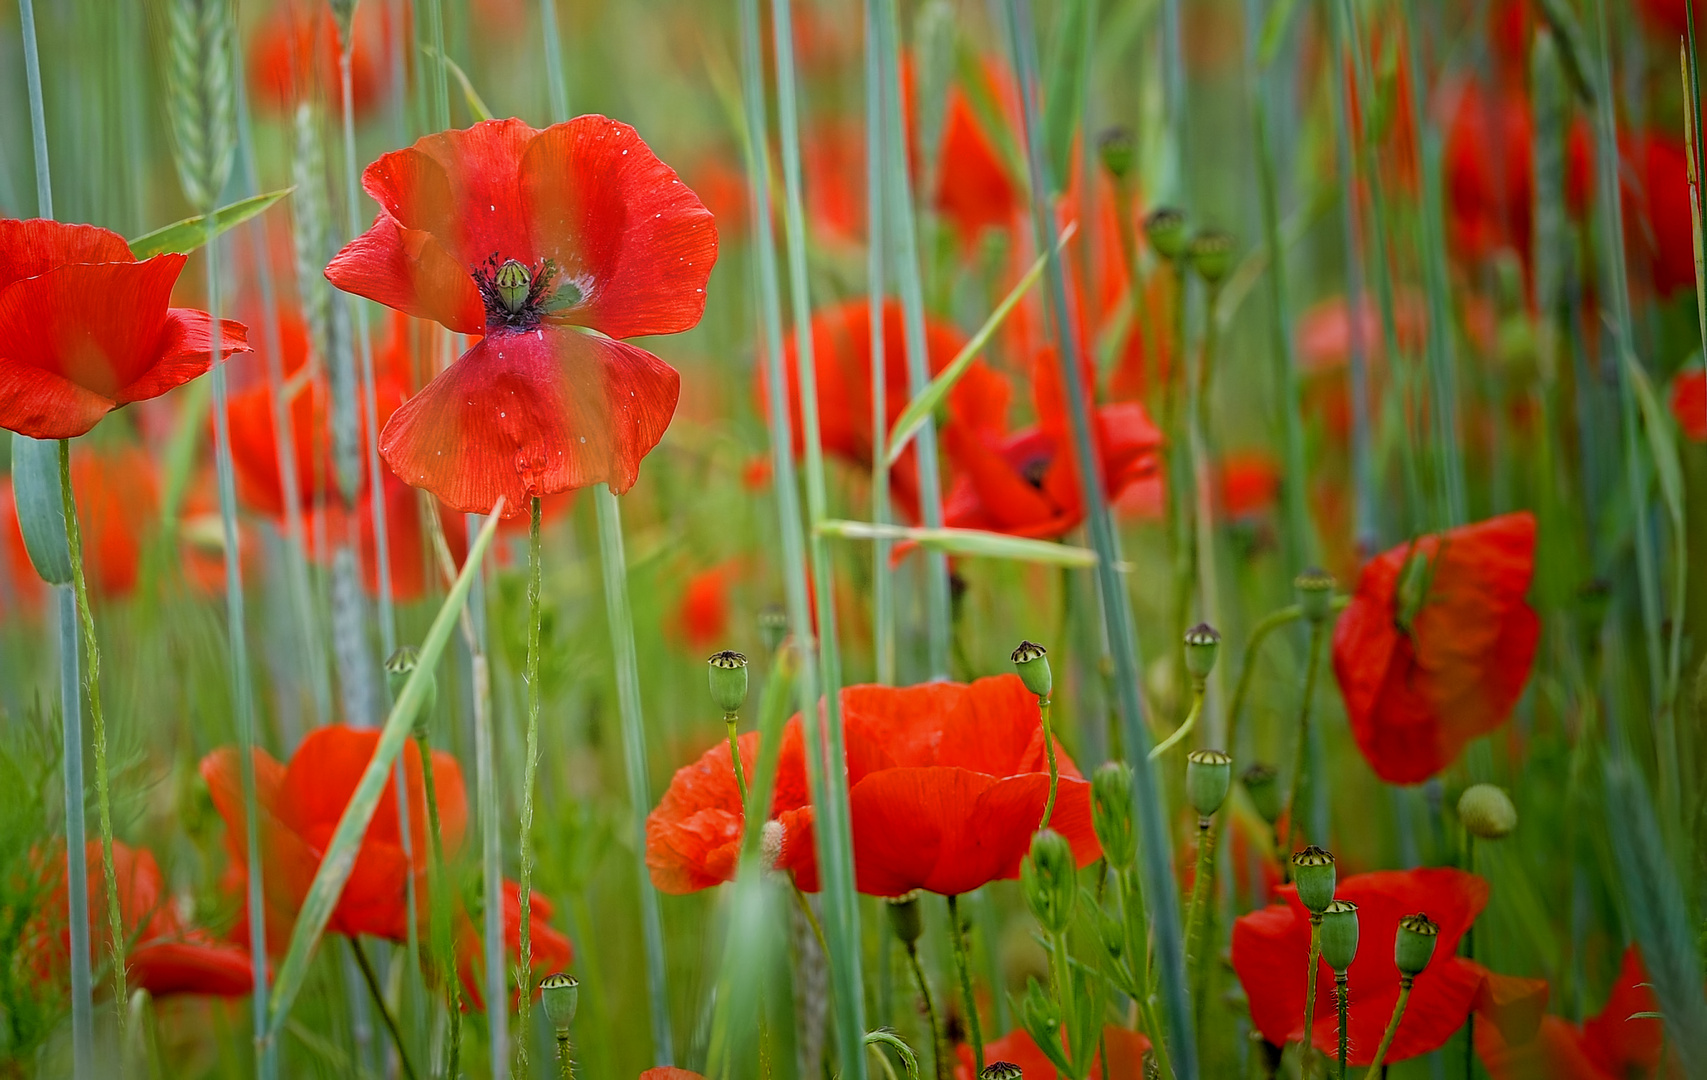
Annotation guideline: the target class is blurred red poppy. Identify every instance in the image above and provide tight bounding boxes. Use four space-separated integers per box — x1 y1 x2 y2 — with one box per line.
1637 0 1707 37
0 482 46 614
454 878 574 1011
28 840 252 998
767 298 1011 522
1332 512 1540 784
675 562 734 650
1477 947 1671 1080
248 0 394 119
954 1026 1150 1080
70 445 159 599
1233 867 1546 1065
326 116 717 514
933 75 1021 248
943 350 1162 541
1219 452 1282 520
1673 368 1707 441
200 724 469 948
1623 133 1696 297
224 308 339 518
0 219 249 440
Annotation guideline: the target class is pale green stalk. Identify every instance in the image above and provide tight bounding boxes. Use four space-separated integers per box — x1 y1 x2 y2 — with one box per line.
1283 623 1326 854
1334 971 1349 1080
1302 919 1322 1076
517 497 544 1076
1360 979 1412 1077
947 895 984 1073
594 485 674 1062
865 0 893 686
473 552 506 1078
1000 2 1198 1074
1181 818 1215 978
905 942 945 1080
539 0 568 123
1038 700 1061 827
1225 605 1302 760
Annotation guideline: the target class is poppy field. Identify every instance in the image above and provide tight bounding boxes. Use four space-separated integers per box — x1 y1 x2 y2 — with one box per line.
4 0 1707 1077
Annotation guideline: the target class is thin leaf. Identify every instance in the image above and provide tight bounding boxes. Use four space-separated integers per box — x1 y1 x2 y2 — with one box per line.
265 499 508 1039
1041 0 1090 187
421 45 493 122
1257 0 1302 68
817 519 1099 567
128 186 293 259
885 222 1076 466
1622 351 1685 533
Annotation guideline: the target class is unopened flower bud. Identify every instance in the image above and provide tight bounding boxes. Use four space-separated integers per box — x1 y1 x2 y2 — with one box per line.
887 891 923 946
1457 783 1517 839
538 972 578 1031
1186 749 1233 818
384 645 437 735
1097 127 1136 184
1188 229 1235 287
1241 763 1283 824
1020 829 1077 935
1320 899 1359 971
707 650 749 716
1144 207 1188 261
1183 623 1220 681
982 1064 1025 1080
1394 912 1439 977
1011 640 1053 701
1291 846 1337 914
1019 977 1060 1034
1091 762 1137 869
1295 567 1336 623
495 258 532 313
758 608 787 654
1095 903 1125 960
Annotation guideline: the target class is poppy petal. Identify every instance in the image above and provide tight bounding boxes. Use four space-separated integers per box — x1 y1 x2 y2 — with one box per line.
326 213 486 334
0 360 115 440
0 219 134 289
115 309 249 405
130 938 254 998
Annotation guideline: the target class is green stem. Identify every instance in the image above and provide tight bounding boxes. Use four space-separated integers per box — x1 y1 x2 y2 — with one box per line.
415 733 462 1078
1302 917 1323 1076
517 496 543 1076
1225 605 1302 759
538 0 568 123
791 880 829 958
1283 621 1326 854
1039 699 1060 829
905 943 945 1080
1050 929 1077 1068
727 715 748 805
1335 972 1349 1080
58 441 127 1041
1113 870 1172 1080
593 485 673 1061
350 939 419 1080
1362 978 1412 1077
1151 679 1205 761
555 1031 575 1080
862 0 894 688
946 895 983 1074
1182 819 1215 981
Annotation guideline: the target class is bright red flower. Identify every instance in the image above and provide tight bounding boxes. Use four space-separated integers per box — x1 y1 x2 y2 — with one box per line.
675 562 734 650
0 219 249 440
768 298 1011 522
1332 512 1540 784
325 116 717 514
1219 452 1282 520
454 878 574 1012
933 79 1021 248
954 1025 1151 1080
1477 947 1670 1080
943 351 1162 541
200 724 469 948
1233 867 1543 1065
248 0 393 119
1673 369 1707 442
28 841 252 999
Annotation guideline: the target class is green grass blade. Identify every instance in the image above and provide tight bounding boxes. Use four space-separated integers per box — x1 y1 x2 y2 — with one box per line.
420 45 493 122
127 186 293 258
817 520 1099 567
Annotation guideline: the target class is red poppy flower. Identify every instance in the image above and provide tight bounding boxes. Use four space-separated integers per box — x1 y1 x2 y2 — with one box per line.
1673 369 1707 442
0 481 47 615
1624 133 1696 297
767 298 1011 522
325 116 717 514
1219 452 1282 520
933 79 1021 248
454 878 574 1011
28 840 253 999
1232 867 1544 1065
224 309 340 518
954 1025 1151 1080
200 724 469 948
1477 947 1671 1080
1638 0 1707 37
943 350 1162 541
248 0 393 119
674 562 734 650
1332 512 1540 784
0 219 249 440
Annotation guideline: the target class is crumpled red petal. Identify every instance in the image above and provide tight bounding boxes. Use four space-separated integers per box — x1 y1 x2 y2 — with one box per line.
0 219 134 288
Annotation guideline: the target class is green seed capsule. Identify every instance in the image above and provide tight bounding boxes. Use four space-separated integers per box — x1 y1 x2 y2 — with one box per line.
1394 912 1439 977
1097 127 1136 184
1457 783 1518 839
887 891 923 946
1320 899 1359 971
1186 749 1233 818
1091 761 1137 870
1295 567 1336 623
1241 763 1283 825
1183 623 1221 681
384 645 437 735
538 972 579 1030
1291 846 1337 914
1188 229 1236 286
1011 640 1053 701
1144 207 1188 261
707 650 749 716
495 258 532 313
982 1064 1025 1080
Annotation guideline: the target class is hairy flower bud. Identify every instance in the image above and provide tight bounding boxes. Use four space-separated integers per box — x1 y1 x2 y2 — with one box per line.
887 891 923 946
1295 567 1336 623
1144 207 1188 261
1091 761 1137 869
1011 640 1053 701
1183 623 1220 682
1291 846 1337 914
1241 763 1283 825
1186 749 1233 818
707 650 749 716
538 972 579 1031
1320 900 1360 971
1021 829 1077 935
1457 783 1518 839
1394 912 1439 977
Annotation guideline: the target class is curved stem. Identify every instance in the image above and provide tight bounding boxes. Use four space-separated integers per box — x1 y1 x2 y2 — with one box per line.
726 715 748 805
517 496 544 1075
1362 978 1412 1077
415 734 462 1077
351 939 419 1080
1283 621 1327 854
1335 972 1349 1080
1038 699 1060 829
1302 917 1323 1077
946 895 984 1074
58 441 127 1035
1224 605 1302 756
905 943 945 1080
1151 678 1205 760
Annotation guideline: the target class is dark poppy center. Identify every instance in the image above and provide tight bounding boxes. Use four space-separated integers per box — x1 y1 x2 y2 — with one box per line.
472 253 581 330
1018 452 1051 490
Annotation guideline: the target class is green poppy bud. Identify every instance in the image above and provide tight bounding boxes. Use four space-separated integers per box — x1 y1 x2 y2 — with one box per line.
1091 761 1137 870
758 608 787 655
538 972 578 1031
384 645 437 736
1020 828 1077 935
1241 763 1283 825
982 1064 1025 1080
707 650 749 716
495 258 532 314
1186 749 1233 818
1183 623 1220 681
1319 899 1359 971
1457 783 1517 839
1295 567 1336 623
1394 912 1439 978
1144 207 1188 261
1011 640 1053 701
1291 846 1337 914
1097 127 1136 185
887 891 923 946
1188 229 1236 287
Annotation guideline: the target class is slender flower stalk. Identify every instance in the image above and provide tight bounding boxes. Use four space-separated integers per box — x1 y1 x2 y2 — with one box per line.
904 939 944 1080
1038 699 1061 829
863 0 894 687
1283 621 1327 854
1362 979 1413 1077
1302 916 1324 1075
1335 970 1350 1080
350 939 420 1080
517 496 544 1075
946 895 984 1074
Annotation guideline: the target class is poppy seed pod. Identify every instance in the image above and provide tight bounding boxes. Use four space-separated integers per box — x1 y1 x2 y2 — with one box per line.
383 645 437 733
1091 761 1137 869
1010 640 1052 701
1188 229 1236 286
1183 623 1220 681
982 1064 1025 1080
1186 749 1233 818
1291 846 1337 914
1020 828 1078 935
886 891 923 946
1319 900 1360 971
1241 763 1283 824
1394 912 1439 977
538 972 578 1030
1097 126 1136 184
1144 207 1189 260
706 650 749 716
1295 567 1336 623
1457 783 1518 839
494 258 532 314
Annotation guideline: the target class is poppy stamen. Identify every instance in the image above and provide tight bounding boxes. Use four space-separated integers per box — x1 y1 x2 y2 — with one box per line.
474 254 574 330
